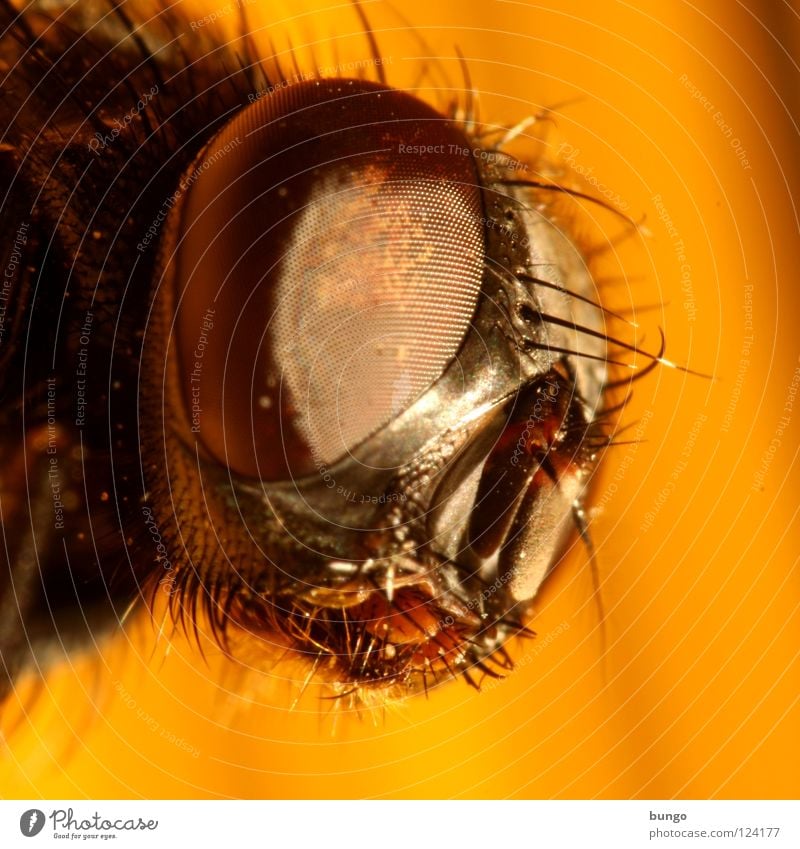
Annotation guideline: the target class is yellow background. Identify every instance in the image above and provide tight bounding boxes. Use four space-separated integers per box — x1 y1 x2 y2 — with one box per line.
2 0 798 799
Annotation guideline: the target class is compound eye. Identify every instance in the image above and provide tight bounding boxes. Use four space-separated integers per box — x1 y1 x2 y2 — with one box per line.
171 79 485 480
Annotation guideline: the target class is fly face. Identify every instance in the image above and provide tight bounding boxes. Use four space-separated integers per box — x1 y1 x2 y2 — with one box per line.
144 79 609 700
0 0 619 708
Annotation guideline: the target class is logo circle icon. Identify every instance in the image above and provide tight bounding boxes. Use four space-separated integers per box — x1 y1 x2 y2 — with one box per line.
19 809 46 837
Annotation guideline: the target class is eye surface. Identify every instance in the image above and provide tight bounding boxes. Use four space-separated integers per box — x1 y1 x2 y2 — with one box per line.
169 79 485 480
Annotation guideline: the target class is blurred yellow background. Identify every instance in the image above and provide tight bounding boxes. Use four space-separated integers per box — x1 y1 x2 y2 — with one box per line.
2 0 798 799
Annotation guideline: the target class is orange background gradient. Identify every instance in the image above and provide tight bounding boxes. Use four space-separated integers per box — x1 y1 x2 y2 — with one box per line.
2 0 798 799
